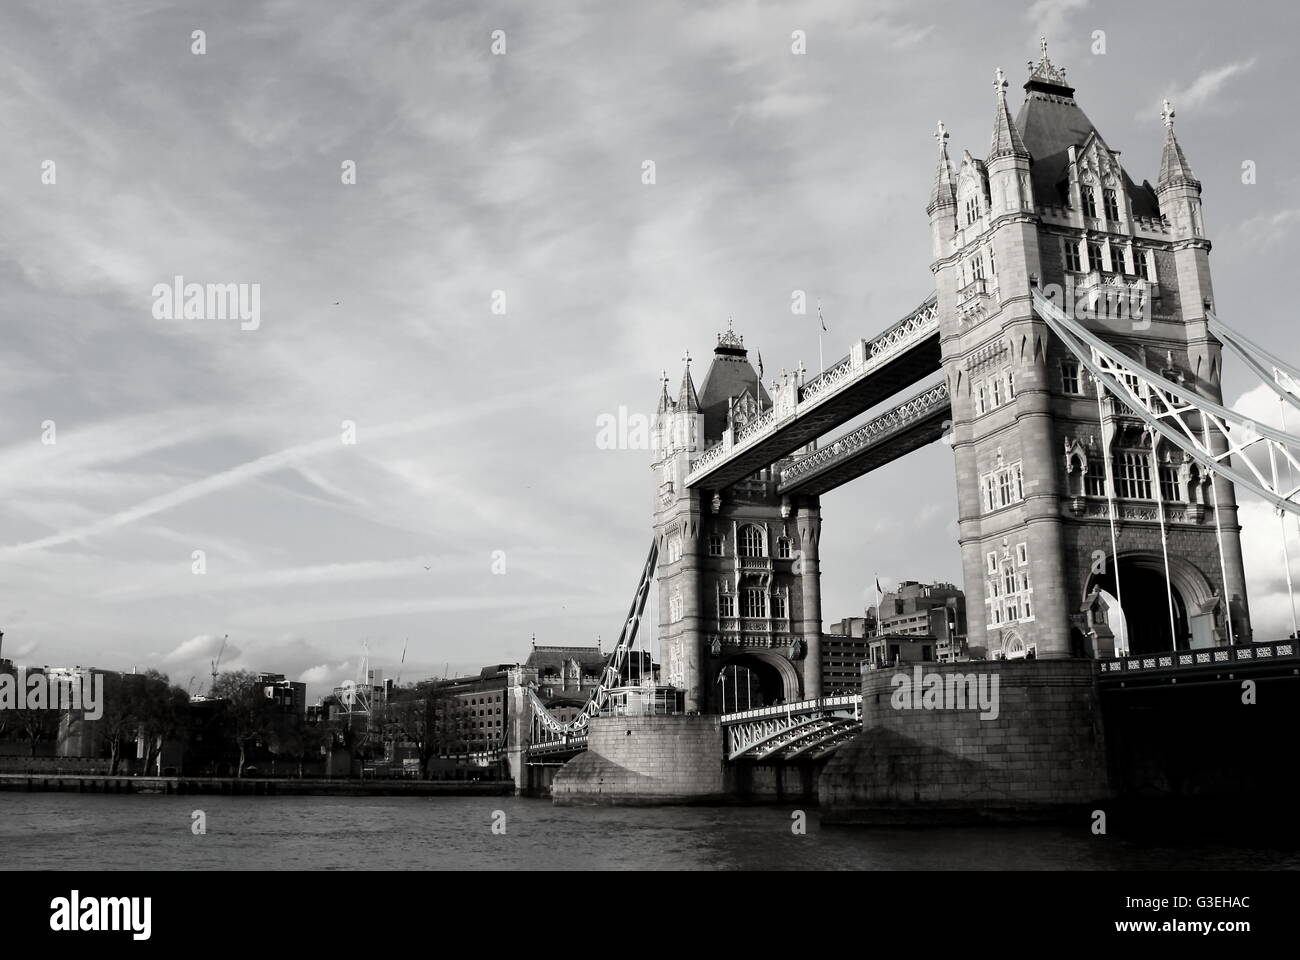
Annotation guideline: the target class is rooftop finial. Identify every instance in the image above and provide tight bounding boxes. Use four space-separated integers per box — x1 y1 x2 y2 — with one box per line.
716 316 746 353
1026 36 1070 90
682 349 692 368
1161 97 1175 128
994 66 1007 100
935 119 948 147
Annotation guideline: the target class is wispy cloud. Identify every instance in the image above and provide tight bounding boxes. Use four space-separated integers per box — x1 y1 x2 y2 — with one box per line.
1157 58 1258 116
1026 0 1088 45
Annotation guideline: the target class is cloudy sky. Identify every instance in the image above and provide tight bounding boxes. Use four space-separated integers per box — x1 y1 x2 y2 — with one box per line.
2 0 1298 699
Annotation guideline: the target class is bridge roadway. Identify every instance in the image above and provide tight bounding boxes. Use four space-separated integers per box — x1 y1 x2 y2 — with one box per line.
684 294 940 491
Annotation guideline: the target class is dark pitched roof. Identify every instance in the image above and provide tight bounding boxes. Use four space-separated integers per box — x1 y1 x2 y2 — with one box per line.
697 328 770 445
1014 84 1161 218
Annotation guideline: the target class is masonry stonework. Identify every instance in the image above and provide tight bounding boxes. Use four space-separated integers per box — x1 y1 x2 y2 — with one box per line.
820 660 1110 823
551 715 724 804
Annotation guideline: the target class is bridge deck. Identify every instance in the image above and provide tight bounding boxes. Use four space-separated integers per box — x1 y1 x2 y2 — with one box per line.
685 295 940 491
777 382 951 496
1097 640 1299 688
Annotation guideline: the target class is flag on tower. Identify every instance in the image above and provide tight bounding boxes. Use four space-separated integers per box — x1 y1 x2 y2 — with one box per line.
757 349 764 379
818 300 828 332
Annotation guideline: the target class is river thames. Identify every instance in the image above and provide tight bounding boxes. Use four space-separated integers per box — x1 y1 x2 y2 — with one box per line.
2 795 1297 870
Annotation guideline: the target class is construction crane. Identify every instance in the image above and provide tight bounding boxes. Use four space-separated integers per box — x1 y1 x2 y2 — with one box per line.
395 640 407 687
209 634 228 695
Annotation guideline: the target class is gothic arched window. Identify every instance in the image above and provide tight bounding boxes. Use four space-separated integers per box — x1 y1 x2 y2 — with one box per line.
738 524 766 558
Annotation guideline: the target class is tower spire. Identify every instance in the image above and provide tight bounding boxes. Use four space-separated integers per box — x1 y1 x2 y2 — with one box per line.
1158 97 1199 189
678 349 700 412
989 66 1029 159
927 120 957 213
656 368 672 415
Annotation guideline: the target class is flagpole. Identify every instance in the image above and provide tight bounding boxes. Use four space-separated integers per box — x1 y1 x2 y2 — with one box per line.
817 299 826 373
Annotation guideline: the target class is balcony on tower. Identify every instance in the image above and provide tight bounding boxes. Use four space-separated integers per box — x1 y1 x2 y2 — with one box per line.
735 553 773 590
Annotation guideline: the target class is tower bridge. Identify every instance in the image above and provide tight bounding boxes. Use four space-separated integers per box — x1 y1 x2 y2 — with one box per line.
522 41 1300 815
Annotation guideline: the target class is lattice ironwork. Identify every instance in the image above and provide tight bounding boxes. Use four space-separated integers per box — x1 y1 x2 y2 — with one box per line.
528 539 658 751
721 695 862 761
1035 289 1300 517
780 381 950 486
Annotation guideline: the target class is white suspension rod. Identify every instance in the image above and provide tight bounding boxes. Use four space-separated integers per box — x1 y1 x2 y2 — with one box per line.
1096 381 1127 655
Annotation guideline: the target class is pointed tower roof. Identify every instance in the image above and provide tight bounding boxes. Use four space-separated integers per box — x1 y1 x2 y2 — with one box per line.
678 350 700 412
1157 98 1200 190
697 320 770 444
928 120 957 212
989 67 1029 160
1014 38 1160 216
655 369 673 416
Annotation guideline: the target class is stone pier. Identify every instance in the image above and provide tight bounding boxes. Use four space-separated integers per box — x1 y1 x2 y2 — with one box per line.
551 715 725 805
820 660 1111 823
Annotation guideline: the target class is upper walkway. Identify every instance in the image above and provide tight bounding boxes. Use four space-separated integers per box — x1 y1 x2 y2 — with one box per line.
684 294 941 490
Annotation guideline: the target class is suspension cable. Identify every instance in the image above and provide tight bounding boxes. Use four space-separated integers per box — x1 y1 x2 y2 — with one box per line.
1096 378 1126 655
1268 429 1299 638
1153 439 1179 651
1281 397 1300 638
1205 456 1237 645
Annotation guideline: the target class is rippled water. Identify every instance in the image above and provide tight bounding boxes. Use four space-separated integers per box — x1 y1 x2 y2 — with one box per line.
1 795 1297 870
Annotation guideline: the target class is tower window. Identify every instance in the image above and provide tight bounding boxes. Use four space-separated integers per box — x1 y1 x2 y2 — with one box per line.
986 556 1035 628
738 525 765 557
990 377 1002 409
776 537 793 559
980 461 1025 513
1081 187 1097 219
772 592 787 619
707 534 724 557
718 591 735 619
976 382 987 415
742 588 767 619
1103 188 1120 221
1115 452 1154 500
670 592 684 622
1087 240 1105 273
1135 248 1152 282
1159 463 1181 502
1063 239 1082 273
965 195 980 225
667 538 682 563
1061 360 1081 396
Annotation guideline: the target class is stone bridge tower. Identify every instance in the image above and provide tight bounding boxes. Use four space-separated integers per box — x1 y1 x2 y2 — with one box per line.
931 42 1251 661
652 326 823 712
